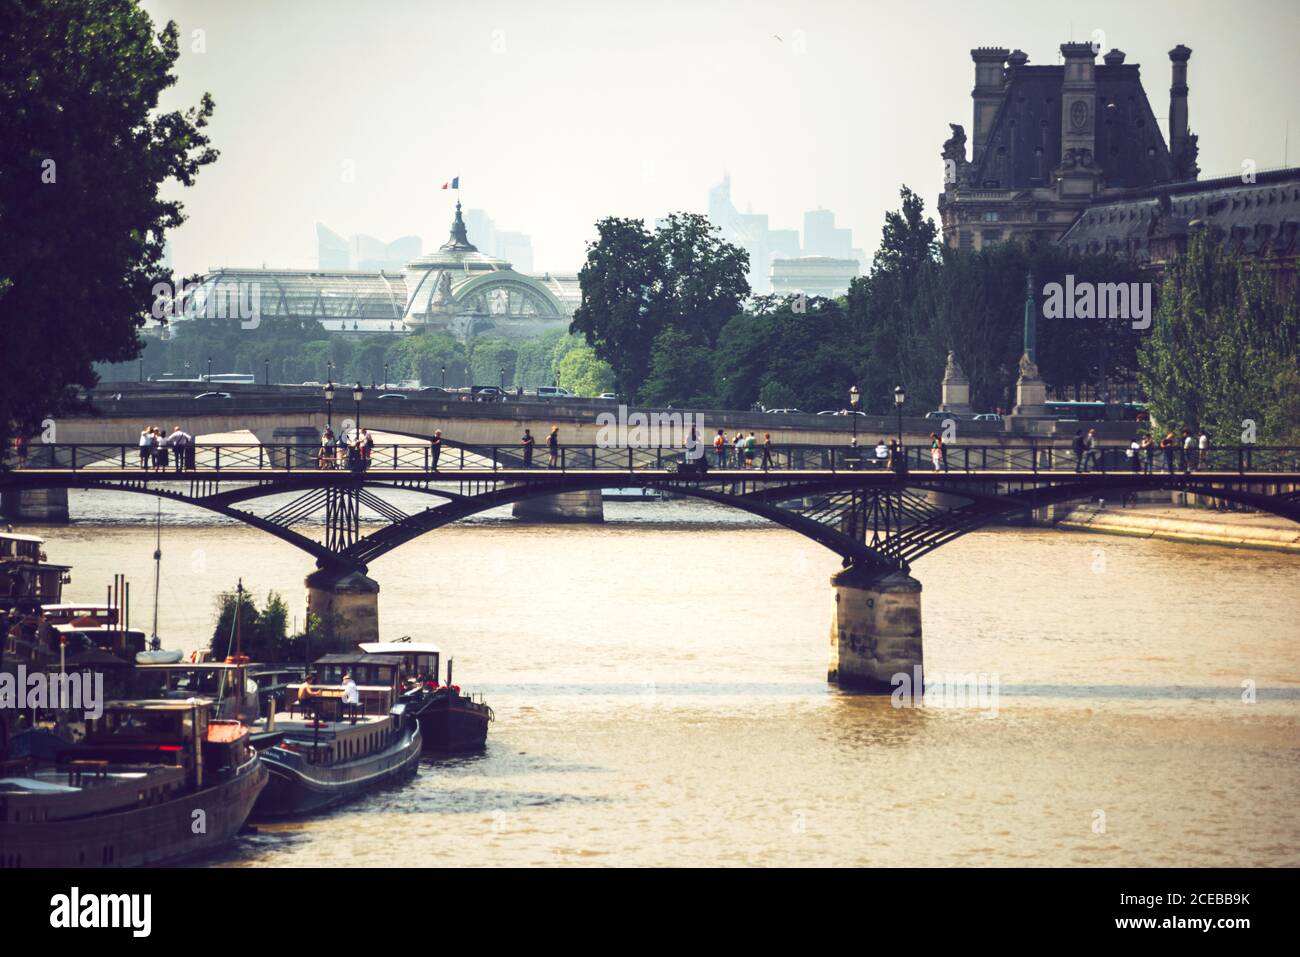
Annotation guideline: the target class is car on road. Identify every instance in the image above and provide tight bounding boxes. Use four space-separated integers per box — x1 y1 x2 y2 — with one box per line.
376 393 408 400
924 410 978 421
972 413 1003 422
765 408 803 415
193 392 232 400
535 386 574 399
417 386 452 397
817 409 865 416
469 385 506 398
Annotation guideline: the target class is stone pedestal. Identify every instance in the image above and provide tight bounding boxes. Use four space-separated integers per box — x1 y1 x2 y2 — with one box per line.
0 488 70 523
828 566 923 691
939 351 972 413
305 567 380 650
512 489 604 523
1011 352 1048 417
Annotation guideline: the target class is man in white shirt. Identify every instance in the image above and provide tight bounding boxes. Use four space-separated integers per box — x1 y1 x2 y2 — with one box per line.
1197 430 1209 471
138 428 153 470
341 673 360 724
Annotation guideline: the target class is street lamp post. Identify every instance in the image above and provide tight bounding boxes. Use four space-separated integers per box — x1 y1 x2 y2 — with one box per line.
440 365 446 389
206 356 212 382
324 382 335 429
138 358 143 383
499 366 505 391
353 383 363 434
893 385 905 469
849 385 860 443
264 358 269 386
384 363 389 391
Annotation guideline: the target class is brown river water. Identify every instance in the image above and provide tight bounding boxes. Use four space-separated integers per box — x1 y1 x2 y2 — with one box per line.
27 489 1300 866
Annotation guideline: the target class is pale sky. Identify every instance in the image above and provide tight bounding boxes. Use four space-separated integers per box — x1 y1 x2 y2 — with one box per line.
144 0 1300 277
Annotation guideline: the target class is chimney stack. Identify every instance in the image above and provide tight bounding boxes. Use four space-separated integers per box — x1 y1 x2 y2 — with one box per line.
1168 45 1192 176
970 47 1010 166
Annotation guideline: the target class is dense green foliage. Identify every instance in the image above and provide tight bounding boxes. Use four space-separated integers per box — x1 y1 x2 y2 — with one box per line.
570 212 750 398
209 589 298 662
0 0 216 449
1138 229 1300 444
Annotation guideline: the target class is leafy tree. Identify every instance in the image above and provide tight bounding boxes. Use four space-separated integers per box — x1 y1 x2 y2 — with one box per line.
639 328 716 406
0 0 217 450
209 589 294 661
1138 228 1299 443
572 213 748 399
556 344 616 396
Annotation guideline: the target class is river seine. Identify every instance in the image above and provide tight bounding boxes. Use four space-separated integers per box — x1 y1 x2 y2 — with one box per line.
34 489 1300 866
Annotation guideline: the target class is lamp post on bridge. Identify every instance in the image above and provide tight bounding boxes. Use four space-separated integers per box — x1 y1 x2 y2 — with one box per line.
849 385 860 443
206 356 212 383
324 382 335 429
499 366 505 392
264 358 269 386
384 363 389 391
353 383 363 436
894 384 905 470
440 365 446 389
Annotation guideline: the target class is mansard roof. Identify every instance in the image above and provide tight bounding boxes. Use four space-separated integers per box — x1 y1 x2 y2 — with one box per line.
969 63 1176 190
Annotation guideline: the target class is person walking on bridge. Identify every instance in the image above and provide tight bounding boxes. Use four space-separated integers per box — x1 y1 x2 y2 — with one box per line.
713 429 727 469
547 426 560 468
732 430 744 469
1180 429 1194 473
1140 433 1155 474
152 427 167 473
1072 430 1086 473
430 430 442 471
138 427 153 470
522 429 535 468
1197 429 1209 471
1083 429 1099 472
1160 431 1176 474
761 432 773 471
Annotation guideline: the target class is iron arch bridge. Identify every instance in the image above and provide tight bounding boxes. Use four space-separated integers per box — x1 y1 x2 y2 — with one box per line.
3 441 1298 575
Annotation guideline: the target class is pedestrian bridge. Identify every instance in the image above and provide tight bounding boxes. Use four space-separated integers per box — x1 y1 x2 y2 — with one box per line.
6 441 1296 690
5 440 1296 573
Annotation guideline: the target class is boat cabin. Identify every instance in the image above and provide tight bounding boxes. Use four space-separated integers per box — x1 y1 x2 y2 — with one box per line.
40 603 118 628
51 623 146 661
0 533 70 614
74 698 251 789
132 662 262 723
288 653 402 720
358 641 441 684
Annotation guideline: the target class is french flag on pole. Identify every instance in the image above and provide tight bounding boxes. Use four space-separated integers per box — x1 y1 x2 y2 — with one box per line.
441 177 460 190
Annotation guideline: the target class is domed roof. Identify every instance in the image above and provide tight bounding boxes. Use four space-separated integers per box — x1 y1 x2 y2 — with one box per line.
405 202 510 272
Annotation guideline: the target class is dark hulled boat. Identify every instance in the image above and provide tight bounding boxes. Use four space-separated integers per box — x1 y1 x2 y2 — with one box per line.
359 641 492 753
0 698 266 868
248 653 421 819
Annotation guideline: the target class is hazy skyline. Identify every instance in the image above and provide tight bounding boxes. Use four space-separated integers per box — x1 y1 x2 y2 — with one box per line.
146 0 1300 278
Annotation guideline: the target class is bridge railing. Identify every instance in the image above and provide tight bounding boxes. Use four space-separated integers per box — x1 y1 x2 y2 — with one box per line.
4 443 1299 475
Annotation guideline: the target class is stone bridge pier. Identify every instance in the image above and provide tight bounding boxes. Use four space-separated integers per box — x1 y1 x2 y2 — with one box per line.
828 565 923 692
305 566 381 649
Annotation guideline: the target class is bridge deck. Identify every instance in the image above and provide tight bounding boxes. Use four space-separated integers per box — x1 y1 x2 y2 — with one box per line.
8 468 1299 482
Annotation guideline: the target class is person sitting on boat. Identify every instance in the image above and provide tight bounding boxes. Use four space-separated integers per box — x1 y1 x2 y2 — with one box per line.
297 672 319 717
341 673 360 724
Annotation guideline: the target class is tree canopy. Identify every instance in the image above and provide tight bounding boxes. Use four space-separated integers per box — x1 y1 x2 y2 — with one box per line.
0 0 217 449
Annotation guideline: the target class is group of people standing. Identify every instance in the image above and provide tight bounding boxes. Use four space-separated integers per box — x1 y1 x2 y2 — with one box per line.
318 426 374 471
711 430 774 470
1076 427 1212 474
137 425 193 472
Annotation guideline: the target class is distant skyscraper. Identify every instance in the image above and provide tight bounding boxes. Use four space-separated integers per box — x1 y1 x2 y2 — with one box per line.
316 223 420 271
462 209 534 271
702 175 864 296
